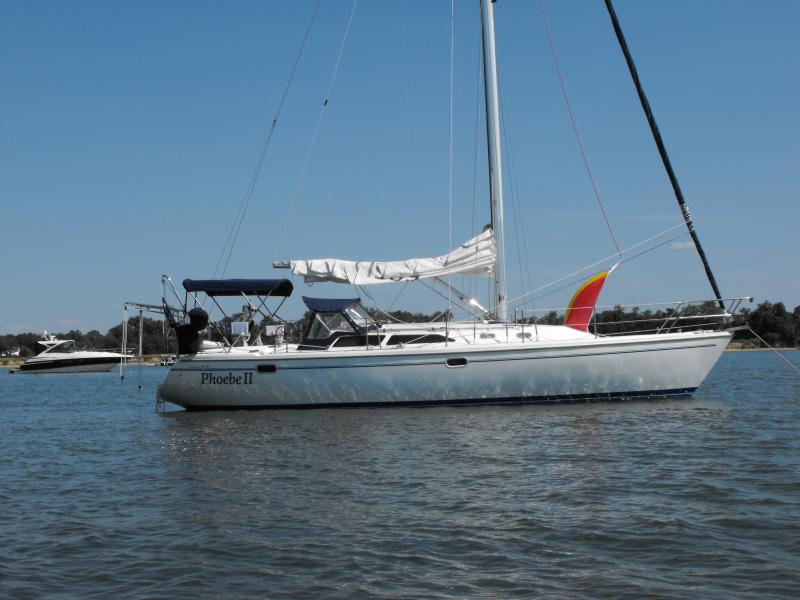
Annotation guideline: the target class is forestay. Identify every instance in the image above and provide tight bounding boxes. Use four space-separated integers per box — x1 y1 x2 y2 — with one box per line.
287 229 496 285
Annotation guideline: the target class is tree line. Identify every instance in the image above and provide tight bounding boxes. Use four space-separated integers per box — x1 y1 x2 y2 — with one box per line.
1 319 173 358
1 300 798 357
590 300 797 348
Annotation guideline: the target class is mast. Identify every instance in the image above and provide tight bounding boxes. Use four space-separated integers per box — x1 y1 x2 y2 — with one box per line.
480 0 508 321
604 0 725 311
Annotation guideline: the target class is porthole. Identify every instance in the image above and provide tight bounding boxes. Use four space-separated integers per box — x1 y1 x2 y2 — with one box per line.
446 357 467 367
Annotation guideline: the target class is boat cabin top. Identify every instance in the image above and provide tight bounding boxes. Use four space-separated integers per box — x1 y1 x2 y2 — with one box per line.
38 339 80 354
300 297 382 350
298 297 462 350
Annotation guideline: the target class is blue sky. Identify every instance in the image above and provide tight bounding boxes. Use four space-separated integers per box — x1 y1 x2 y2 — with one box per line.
1 0 798 334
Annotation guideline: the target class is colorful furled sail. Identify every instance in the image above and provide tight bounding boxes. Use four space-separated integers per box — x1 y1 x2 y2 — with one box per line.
564 271 609 332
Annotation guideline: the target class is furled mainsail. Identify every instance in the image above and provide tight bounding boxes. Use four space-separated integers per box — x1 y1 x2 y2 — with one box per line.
288 229 496 285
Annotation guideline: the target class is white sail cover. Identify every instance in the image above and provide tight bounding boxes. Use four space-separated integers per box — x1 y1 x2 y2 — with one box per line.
289 229 496 285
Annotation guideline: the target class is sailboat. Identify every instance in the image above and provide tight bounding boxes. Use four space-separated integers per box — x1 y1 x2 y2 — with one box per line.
157 1 742 410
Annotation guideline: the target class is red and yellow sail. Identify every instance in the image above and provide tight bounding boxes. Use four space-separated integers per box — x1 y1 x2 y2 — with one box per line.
564 271 609 332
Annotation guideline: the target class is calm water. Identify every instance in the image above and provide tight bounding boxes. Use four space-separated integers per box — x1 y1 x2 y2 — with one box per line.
1 352 799 598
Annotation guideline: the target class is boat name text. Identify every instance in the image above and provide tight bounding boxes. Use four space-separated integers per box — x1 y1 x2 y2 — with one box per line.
201 372 253 385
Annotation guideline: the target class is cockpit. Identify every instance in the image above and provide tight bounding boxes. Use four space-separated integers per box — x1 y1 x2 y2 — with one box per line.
299 297 383 350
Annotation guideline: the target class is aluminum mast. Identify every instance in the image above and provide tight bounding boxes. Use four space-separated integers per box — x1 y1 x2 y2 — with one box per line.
480 0 508 322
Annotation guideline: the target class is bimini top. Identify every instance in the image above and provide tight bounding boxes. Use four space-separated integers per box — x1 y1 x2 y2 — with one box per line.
302 297 361 312
183 278 294 297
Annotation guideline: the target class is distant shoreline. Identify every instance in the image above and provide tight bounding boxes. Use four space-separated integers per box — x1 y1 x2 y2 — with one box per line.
1 355 165 369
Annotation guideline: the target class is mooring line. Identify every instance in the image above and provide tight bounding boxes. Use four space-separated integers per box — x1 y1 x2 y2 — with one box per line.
747 326 800 376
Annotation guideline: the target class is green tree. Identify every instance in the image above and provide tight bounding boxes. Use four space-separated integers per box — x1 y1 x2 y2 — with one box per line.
747 301 796 347
794 305 800 345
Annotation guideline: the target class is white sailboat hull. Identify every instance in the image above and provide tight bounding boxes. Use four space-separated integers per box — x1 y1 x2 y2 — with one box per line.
158 330 731 410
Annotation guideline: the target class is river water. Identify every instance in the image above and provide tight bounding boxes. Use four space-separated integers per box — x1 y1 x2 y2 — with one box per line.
1 351 799 598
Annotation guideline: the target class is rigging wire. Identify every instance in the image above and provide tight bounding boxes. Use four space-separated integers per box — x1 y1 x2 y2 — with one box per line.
515 232 685 306
400 0 413 193
386 280 410 312
497 86 533 315
538 0 623 258
358 283 460 324
213 0 322 278
507 222 685 306
419 280 484 321
273 0 359 260
604 0 725 309
746 326 800 376
357 285 407 323
470 37 484 304
447 0 455 320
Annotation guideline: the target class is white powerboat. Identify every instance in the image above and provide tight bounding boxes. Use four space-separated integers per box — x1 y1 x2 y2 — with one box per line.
19 334 123 373
156 1 745 410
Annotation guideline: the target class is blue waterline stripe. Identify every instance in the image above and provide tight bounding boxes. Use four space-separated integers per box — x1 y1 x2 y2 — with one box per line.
171 343 716 373
181 387 698 411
